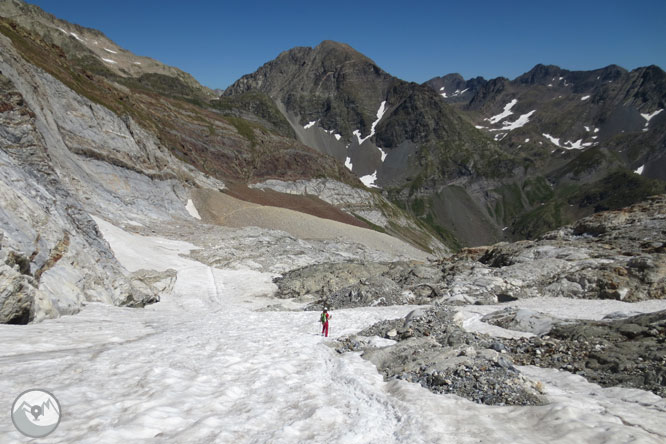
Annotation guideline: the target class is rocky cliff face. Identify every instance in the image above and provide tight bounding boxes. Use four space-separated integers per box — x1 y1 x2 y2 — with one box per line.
0 25 217 323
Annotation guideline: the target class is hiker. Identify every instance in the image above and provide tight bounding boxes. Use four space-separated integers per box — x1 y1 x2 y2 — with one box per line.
320 308 330 337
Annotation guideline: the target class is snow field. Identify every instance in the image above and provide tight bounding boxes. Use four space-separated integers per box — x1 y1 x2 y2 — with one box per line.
1 220 665 443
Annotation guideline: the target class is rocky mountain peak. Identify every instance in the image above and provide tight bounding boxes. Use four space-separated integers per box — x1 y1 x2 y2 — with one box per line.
515 64 567 85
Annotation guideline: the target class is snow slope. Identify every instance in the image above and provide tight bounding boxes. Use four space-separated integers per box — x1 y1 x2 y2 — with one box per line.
1 220 665 443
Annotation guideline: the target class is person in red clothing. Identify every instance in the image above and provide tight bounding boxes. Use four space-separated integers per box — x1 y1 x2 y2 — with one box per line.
320 308 330 337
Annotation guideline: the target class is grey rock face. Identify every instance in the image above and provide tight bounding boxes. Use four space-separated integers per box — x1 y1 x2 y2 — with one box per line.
274 260 445 309
0 32 226 323
0 258 38 324
441 196 666 304
499 310 666 397
481 308 563 336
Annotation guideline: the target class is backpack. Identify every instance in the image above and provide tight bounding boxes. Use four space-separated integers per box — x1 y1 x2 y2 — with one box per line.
321 312 327 323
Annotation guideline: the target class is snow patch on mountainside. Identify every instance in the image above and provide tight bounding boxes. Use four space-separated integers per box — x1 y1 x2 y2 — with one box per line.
354 101 387 145
345 157 353 171
491 110 536 131
543 134 587 150
378 147 387 162
641 109 663 130
303 120 317 130
641 109 663 123
103 48 118 54
360 171 379 188
185 199 201 220
486 99 517 124
635 165 645 175
102 58 117 64
581 95 590 101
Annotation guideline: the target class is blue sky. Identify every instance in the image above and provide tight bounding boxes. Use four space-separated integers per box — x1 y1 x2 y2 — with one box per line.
26 0 666 90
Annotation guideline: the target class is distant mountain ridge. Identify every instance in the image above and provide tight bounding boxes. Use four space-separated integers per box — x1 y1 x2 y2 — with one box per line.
226 44 666 247
426 63 666 180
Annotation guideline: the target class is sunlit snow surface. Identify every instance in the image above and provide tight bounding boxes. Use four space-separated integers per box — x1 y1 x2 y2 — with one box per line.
635 164 645 175
486 99 517 124
1 220 666 443
360 170 379 188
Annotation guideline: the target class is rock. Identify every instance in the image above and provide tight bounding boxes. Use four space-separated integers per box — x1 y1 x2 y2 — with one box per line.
386 329 398 338
482 308 561 336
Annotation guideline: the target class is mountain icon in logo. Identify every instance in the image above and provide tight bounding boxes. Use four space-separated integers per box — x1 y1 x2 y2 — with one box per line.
11 389 61 438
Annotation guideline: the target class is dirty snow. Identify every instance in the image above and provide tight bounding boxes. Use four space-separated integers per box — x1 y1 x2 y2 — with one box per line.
486 99 517 124
360 170 379 188
635 165 645 175
185 199 201 220
1 221 666 443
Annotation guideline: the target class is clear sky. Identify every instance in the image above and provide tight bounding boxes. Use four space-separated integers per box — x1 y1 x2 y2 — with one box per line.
25 0 666 90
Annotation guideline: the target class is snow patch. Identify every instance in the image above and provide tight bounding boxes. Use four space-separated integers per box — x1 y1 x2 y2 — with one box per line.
185 199 201 220
69 32 83 42
641 109 663 128
524 138 530 143
635 165 645 175
564 139 584 150
581 95 590 101
378 147 387 162
491 110 536 131
360 171 379 188
334 134 342 141
354 101 388 145
103 48 118 54
542 133 561 147
584 126 590 132
303 120 317 130
344 157 353 171
101 58 117 64
486 99 517 124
